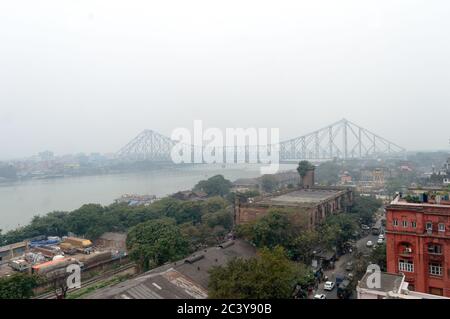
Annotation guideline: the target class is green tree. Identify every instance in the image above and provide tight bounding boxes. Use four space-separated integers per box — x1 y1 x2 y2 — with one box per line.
370 243 387 271
318 214 358 252
202 209 233 231
349 195 382 225
0 273 38 299
127 218 190 270
236 209 308 251
260 174 279 193
289 230 319 264
297 161 314 185
208 246 313 299
194 175 233 197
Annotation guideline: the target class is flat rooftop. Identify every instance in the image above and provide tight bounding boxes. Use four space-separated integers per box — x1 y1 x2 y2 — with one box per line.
390 194 450 209
260 189 343 206
358 272 404 293
86 239 256 299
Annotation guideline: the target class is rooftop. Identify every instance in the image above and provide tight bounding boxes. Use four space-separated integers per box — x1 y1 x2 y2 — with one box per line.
86 239 256 299
257 188 346 207
0 241 28 253
358 272 404 293
390 191 450 209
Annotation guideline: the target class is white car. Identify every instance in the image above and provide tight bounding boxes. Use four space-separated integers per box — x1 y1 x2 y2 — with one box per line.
324 281 335 291
366 240 374 248
378 234 385 240
377 238 384 244
314 294 326 299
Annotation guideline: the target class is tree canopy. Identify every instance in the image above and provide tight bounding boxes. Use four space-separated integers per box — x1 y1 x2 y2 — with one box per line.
194 175 233 197
126 218 190 270
208 246 314 299
236 209 309 252
0 273 38 299
297 161 314 178
0 196 231 245
349 195 382 225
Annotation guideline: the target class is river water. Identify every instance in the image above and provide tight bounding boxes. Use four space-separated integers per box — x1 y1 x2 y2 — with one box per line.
0 164 296 231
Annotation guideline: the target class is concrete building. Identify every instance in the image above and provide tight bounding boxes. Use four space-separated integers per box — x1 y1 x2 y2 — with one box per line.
385 191 450 297
86 239 256 299
357 271 449 299
0 241 29 264
235 186 353 228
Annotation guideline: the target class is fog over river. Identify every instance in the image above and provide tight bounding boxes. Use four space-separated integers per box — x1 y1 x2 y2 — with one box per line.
0 164 296 231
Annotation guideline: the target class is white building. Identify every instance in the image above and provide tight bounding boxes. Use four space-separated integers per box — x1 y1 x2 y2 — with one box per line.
357 271 449 299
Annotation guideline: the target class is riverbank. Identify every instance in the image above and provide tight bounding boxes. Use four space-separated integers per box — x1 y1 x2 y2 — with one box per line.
0 164 296 231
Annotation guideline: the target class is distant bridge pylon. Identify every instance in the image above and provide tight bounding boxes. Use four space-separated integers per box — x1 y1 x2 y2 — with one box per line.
117 129 175 161
117 119 406 163
279 118 406 162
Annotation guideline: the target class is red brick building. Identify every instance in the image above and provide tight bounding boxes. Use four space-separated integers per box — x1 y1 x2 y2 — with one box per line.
386 194 450 297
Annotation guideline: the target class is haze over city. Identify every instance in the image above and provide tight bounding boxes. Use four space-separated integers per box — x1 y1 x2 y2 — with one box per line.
3 0 450 305
1 0 450 159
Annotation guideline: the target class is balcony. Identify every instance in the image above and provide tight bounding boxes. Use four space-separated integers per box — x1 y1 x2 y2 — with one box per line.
399 249 413 258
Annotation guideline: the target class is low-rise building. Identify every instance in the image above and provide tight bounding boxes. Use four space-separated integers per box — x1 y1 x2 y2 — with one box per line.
0 241 29 264
86 239 256 299
357 271 449 299
234 186 353 228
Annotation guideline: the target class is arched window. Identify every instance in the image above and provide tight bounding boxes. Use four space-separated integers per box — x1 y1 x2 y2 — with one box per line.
398 242 413 255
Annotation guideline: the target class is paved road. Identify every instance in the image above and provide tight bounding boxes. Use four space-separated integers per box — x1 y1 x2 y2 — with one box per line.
312 209 385 299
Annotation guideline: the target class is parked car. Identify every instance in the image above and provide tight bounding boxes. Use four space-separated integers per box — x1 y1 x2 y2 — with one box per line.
324 281 335 291
345 262 353 271
366 240 374 248
378 234 385 239
377 238 384 244
361 224 370 231
314 294 326 299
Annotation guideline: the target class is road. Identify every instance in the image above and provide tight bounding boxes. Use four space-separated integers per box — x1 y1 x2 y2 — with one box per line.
312 208 385 299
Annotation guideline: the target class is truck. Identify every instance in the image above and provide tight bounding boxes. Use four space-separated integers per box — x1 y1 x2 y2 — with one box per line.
31 258 79 276
29 238 61 248
61 237 93 254
335 274 345 286
78 251 112 269
63 237 93 248
9 259 30 272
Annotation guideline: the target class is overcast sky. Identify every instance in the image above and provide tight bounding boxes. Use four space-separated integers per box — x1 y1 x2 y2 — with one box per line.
0 0 449 159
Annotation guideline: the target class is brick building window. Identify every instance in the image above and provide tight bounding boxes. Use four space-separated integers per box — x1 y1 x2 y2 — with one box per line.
411 221 417 228
393 219 398 227
429 263 443 276
426 222 433 231
402 220 408 228
438 223 445 232
399 259 414 272
428 244 442 255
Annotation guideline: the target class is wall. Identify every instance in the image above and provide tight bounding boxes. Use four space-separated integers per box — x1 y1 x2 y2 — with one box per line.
386 205 450 297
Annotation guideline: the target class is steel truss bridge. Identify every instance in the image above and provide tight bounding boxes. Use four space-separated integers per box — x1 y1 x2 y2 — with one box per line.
117 119 406 163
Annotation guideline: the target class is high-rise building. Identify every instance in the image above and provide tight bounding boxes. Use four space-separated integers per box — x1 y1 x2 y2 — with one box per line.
386 191 450 297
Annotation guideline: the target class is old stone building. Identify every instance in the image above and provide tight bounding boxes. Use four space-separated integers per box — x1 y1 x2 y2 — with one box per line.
234 186 353 229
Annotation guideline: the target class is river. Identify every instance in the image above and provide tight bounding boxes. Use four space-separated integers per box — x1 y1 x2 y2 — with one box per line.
0 164 296 231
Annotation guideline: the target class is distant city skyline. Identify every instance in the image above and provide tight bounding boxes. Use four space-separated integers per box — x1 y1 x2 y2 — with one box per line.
1 1 450 159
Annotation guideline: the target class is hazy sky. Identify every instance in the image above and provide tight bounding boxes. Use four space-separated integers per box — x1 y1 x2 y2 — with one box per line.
1 0 449 159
